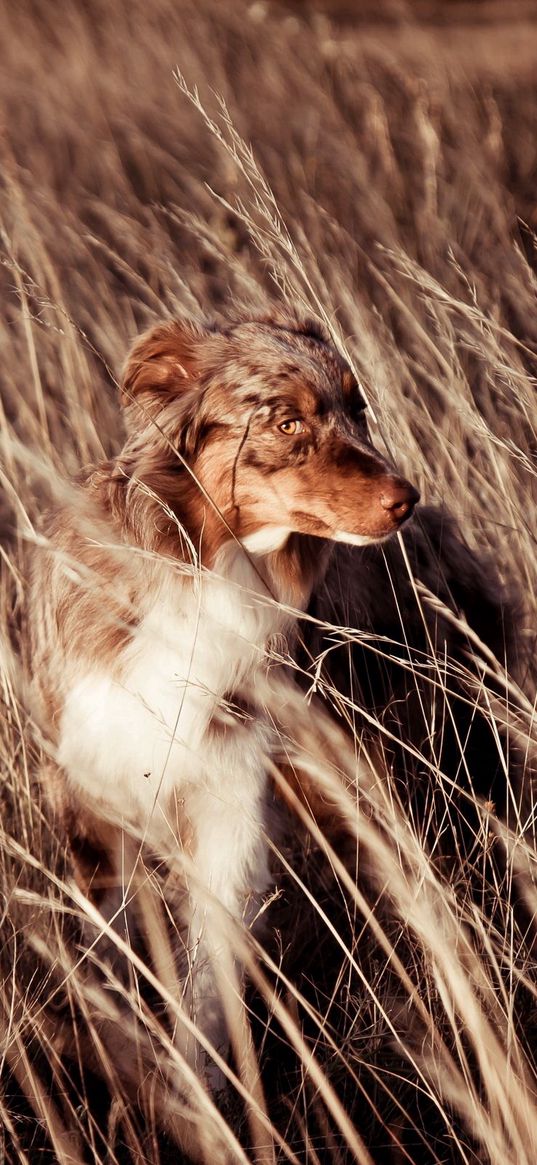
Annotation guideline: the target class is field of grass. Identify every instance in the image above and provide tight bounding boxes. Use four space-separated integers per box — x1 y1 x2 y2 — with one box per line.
1 1 537 1162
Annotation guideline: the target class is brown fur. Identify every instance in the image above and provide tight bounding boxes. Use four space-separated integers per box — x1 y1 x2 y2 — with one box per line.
28 311 418 891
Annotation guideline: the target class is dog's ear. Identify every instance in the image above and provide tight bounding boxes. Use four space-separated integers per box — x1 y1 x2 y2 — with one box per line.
121 319 213 426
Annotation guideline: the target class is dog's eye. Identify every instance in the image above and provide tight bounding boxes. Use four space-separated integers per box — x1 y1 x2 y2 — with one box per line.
278 419 306 435
350 394 367 416
350 401 368 427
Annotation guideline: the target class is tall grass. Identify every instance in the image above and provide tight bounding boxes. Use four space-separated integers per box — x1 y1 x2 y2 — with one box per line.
1 1 537 1161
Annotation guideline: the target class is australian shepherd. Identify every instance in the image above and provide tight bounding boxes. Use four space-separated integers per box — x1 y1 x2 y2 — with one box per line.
28 312 419 1082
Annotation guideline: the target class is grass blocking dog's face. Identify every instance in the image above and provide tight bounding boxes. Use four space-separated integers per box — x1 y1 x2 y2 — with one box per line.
121 315 419 555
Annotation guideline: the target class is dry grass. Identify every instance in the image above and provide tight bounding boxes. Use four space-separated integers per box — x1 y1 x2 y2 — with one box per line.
1 1 537 1161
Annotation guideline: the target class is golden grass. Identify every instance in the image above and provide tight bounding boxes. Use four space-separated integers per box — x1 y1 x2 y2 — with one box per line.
1 1 537 1161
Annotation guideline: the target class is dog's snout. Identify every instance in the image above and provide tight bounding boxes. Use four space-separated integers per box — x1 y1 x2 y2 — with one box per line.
380 480 420 524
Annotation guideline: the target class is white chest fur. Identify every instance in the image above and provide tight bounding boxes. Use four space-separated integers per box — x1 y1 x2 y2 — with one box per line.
57 542 291 850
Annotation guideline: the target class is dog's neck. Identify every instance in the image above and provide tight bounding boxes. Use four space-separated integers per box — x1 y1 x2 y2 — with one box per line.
212 529 331 616
95 462 331 616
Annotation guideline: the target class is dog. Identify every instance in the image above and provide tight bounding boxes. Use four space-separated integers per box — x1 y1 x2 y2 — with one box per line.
28 311 419 1083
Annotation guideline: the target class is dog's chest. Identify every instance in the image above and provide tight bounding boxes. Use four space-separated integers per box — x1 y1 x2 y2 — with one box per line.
57 563 281 833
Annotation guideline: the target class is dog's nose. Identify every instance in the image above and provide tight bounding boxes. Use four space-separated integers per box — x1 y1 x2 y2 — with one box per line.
380 481 420 523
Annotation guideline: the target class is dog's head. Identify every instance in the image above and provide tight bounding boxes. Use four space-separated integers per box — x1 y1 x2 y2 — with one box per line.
120 314 419 556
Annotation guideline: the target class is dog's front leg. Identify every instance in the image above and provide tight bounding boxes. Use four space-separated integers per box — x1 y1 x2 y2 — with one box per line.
182 771 270 1089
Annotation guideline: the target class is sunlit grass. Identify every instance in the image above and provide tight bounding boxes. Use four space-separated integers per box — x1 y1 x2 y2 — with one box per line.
1 2 537 1162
